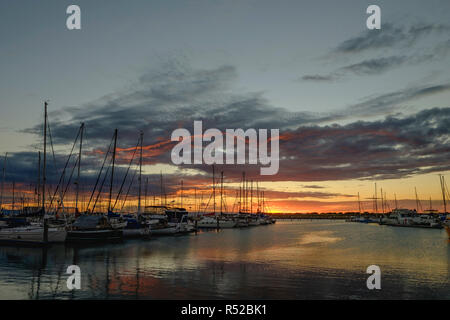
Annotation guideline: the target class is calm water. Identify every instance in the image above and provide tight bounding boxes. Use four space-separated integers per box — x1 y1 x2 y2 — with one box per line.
0 220 449 300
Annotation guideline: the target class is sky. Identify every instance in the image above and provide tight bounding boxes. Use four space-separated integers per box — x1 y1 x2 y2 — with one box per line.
0 0 450 213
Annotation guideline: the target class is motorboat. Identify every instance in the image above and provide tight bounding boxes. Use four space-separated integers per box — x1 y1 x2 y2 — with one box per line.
381 209 442 228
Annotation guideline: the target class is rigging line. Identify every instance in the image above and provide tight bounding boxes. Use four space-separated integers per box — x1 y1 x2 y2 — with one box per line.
112 137 140 211
444 178 450 200
47 119 70 221
92 156 113 213
202 189 213 213
120 165 138 212
48 124 82 208
56 155 79 212
86 133 115 211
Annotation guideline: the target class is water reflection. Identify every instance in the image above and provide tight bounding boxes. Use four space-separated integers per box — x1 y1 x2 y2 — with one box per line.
0 221 448 299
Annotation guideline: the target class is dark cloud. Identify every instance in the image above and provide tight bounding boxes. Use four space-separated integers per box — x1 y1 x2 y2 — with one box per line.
300 74 335 82
345 84 450 117
301 23 450 82
301 55 409 80
301 185 325 189
4 63 448 204
338 55 408 76
334 23 450 54
276 107 450 182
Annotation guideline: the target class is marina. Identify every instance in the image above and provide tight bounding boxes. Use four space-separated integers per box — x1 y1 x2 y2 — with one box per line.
0 220 448 300
0 103 448 248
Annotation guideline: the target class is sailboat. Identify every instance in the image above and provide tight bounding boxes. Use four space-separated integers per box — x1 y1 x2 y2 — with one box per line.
197 167 237 229
0 102 66 245
116 131 151 238
67 128 124 242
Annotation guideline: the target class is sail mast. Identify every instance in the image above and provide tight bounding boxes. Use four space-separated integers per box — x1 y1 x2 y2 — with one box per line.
160 171 163 206
220 171 223 215
180 180 183 208
138 131 143 215
37 152 40 208
0 153 7 210
440 175 447 213
250 180 253 214
75 123 84 213
358 192 361 213
43 102 48 243
109 129 118 212
212 165 216 215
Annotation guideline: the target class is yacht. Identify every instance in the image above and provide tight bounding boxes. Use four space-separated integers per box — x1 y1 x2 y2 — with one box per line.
381 209 442 228
197 215 237 228
0 224 66 245
146 216 180 235
66 215 123 243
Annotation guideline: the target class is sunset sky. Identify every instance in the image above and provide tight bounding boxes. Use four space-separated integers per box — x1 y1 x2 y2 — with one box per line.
1 0 450 213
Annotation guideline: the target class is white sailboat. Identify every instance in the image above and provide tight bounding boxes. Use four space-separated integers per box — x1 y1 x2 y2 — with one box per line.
197 216 237 228
0 225 66 244
0 102 67 245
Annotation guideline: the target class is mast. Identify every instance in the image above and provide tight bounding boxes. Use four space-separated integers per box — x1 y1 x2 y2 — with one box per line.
415 187 420 213
138 131 143 215
250 180 253 214
220 171 224 215
75 123 84 213
42 102 47 213
242 172 246 212
194 187 197 213
358 192 361 213
239 185 242 213
262 191 265 213
37 152 40 208
180 180 183 208
374 183 378 213
0 153 7 210
440 175 447 213
12 181 15 211
160 171 163 206
144 177 148 208
212 165 216 215
256 181 259 213
109 129 118 212
43 102 48 243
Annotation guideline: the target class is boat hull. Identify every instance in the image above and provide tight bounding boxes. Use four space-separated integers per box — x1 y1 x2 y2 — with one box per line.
0 227 67 245
150 226 179 235
197 219 237 229
123 227 151 238
66 229 123 243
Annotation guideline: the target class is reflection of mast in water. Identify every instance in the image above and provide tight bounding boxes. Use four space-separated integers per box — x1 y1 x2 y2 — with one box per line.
28 247 48 299
135 254 140 299
70 247 79 300
105 250 111 299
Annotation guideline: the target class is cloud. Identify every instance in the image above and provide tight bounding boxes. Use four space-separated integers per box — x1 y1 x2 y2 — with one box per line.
338 55 409 76
5 63 448 208
334 23 450 54
344 83 450 117
301 23 450 82
300 74 335 82
301 55 409 81
275 107 450 182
